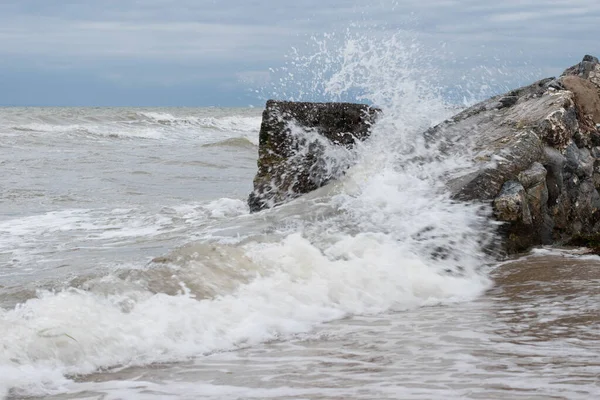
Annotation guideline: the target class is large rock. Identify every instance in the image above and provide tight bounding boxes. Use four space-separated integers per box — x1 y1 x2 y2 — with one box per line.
248 100 379 212
426 55 600 252
247 55 600 254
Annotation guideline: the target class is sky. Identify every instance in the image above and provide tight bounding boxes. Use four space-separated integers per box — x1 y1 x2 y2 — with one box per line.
0 0 598 106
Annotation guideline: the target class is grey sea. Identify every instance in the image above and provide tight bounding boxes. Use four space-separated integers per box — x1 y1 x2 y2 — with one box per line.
1 107 599 400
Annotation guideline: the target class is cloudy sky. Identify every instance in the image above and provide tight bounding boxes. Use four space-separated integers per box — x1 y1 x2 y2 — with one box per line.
0 0 598 106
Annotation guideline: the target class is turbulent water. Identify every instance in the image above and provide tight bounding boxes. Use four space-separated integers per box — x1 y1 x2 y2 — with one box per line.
2 37 600 399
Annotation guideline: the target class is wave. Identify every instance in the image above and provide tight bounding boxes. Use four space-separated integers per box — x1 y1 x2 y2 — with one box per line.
12 123 87 134
0 231 488 397
8 113 262 144
136 111 262 133
202 136 258 148
0 199 250 297
10 123 164 140
0 32 497 398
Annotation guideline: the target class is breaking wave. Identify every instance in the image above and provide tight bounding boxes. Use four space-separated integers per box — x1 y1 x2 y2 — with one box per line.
7 112 262 144
0 32 497 398
136 111 262 132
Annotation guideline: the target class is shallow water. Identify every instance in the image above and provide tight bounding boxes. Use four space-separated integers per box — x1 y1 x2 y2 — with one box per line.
19 253 600 400
2 103 600 399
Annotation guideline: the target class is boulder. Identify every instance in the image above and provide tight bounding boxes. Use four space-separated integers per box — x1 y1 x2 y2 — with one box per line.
426 55 600 252
248 100 379 212
247 55 600 254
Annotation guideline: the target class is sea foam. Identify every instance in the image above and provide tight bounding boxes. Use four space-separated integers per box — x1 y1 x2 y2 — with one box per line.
0 32 496 398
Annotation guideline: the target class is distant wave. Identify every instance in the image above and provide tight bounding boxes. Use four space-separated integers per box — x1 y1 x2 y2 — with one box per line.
202 137 258 148
12 123 76 133
11 123 163 140
136 112 262 133
9 111 262 143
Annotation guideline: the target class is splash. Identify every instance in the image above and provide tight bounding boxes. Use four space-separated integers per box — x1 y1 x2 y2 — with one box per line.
259 30 497 272
0 32 498 398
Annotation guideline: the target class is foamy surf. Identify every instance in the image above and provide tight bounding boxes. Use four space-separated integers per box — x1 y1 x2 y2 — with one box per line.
0 32 501 399
0 199 250 289
0 126 494 398
0 120 495 397
2 108 262 145
137 111 262 133
0 228 490 398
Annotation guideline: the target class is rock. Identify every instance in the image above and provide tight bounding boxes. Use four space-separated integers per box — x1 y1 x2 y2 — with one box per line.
563 54 600 91
590 131 600 146
518 161 547 189
593 163 600 190
247 55 600 254
565 143 594 178
429 77 564 201
424 55 600 252
493 181 532 224
565 232 600 254
518 162 549 227
493 180 541 253
561 75 600 144
498 95 519 108
561 76 600 124
526 177 549 224
577 179 600 218
248 100 379 212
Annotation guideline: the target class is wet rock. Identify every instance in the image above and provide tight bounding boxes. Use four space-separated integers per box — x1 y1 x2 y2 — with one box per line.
519 162 549 226
565 232 600 254
498 95 519 108
577 179 600 217
536 107 579 148
592 160 600 190
248 55 600 253
493 180 541 253
248 100 379 212
518 162 547 189
590 131 600 147
425 55 600 252
432 77 567 201
565 143 594 178
543 146 566 206
494 181 532 224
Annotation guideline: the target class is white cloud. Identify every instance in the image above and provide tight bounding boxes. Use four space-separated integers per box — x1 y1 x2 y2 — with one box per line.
0 0 599 99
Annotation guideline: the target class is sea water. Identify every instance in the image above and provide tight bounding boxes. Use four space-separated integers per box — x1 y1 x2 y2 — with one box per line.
1 34 600 400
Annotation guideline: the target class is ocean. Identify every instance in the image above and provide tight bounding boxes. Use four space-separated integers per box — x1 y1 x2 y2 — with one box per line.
1 105 599 400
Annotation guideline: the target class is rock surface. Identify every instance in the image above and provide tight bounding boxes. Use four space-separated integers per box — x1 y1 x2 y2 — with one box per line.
248 100 379 212
425 55 600 252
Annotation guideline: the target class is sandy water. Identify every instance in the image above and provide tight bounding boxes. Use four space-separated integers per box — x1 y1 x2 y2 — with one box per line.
45 254 600 400
1 106 599 400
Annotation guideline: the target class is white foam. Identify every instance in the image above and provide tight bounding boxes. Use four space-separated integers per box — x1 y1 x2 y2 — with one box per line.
9 112 262 144
1 32 498 398
0 231 489 397
204 198 250 218
0 200 248 250
0 209 167 251
137 111 261 133
11 122 165 140
0 200 250 280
